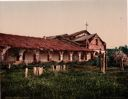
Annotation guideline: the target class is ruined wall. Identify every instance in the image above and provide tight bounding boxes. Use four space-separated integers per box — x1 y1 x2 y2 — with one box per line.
24 51 34 63
52 51 60 62
89 37 105 50
4 49 17 62
73 52 79 61
63 52 69 62
40 51 48 62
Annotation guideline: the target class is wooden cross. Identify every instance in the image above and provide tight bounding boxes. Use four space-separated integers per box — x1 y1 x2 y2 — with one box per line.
85 21 88 30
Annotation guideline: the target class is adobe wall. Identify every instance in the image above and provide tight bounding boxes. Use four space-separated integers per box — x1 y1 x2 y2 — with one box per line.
63 52 69 62
89 37 105 50
24 51 34 63
2 48 93 64
52 51 60 62
40 51 48 62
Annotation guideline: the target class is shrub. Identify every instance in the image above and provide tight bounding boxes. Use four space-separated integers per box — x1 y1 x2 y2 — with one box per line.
1 69 127 99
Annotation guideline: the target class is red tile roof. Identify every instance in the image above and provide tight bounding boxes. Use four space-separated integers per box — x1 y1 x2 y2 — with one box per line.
0 33 91 51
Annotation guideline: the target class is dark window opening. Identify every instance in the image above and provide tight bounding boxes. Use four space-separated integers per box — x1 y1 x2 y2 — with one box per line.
96 39 98 45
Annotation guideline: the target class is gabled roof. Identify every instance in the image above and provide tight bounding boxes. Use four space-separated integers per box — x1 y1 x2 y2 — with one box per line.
0 33 91 51
47 34 68 39
69 30 90 37
73 34 96 42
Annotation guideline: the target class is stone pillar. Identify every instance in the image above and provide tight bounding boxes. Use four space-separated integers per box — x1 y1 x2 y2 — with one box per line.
1 46 11 62
69 52 73 61
33 67 43 76
63 65 66 71
25 67 28 78
99 51 106 74
33 67 37 75
8 64 11 69
99 51 102 72
120 58 124 71
48 51 52 61
59 51 64 61
19 49 25 61
102 52 106 74
34 50 40 62
52 65 55 71
78 52 82 62
56 65 61 71
38 67 43 75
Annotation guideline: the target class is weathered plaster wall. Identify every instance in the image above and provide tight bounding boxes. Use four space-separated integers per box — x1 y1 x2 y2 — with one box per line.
63 52 69 62
24 51 34 63
52 51 59 62
89 37 105 50
40 51 48 62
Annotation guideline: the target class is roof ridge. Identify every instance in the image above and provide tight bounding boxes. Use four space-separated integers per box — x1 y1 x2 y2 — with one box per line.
69 30 91 36
0 33 46 40
0 32 91 51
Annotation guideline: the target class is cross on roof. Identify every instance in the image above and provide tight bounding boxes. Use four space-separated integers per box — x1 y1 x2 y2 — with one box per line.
85 21 88 30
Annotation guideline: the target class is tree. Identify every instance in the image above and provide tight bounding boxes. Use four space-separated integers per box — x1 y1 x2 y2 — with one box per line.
113 50 127 71
119 45 128 55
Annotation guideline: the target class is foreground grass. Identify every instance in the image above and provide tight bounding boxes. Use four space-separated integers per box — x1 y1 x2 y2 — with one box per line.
1 67 128 99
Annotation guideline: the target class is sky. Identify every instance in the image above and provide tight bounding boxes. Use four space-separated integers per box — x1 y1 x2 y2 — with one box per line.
0 0 127 48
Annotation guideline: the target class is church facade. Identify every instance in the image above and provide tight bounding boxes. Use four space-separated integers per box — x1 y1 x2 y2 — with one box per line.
0 30 106 66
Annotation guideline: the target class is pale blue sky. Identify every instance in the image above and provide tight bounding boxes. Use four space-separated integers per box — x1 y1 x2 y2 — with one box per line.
0 0 127 48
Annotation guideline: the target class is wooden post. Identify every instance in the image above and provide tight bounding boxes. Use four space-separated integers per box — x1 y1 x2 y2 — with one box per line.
25 67 28 78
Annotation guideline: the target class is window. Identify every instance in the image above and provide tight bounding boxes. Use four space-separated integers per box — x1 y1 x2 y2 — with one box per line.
96 39 98 45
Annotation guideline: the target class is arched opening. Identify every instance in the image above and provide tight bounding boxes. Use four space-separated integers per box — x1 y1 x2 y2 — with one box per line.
52 51 59 62
40 51 48 62
24 50 35 64
4 48 19 63
73 52 79 61
63 51 69 62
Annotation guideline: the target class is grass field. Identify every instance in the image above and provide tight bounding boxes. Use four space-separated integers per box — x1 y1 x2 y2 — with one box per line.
1 66 128 99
